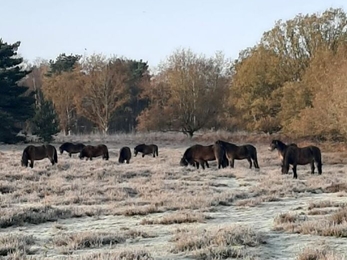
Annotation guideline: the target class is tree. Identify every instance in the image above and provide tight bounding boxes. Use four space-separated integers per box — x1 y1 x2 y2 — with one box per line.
110 60 150 132
0 39 35 143
230 46 283 133
42 66 82 135
46 53 82 76
137 49 230 137
31 90 60 142
42 53 81 135
75 54 130 134
229 8 347 133
285 45 347 140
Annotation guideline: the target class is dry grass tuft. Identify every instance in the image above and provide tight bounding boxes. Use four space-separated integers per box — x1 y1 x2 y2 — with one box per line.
53 232 126 251
296 246 345 260
196 246 244 259
171 225 265 258
123 205 161 216
65 249 153 260
0 206 76 228
324 183 347 193
308 209 334 215
0 184 14 194
0 235 35 256
274 212 301 225
308 201 347 210
274 208 347 237
141 212 207 225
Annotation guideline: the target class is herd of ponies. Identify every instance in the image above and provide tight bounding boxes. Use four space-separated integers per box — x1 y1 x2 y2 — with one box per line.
20 139 323 179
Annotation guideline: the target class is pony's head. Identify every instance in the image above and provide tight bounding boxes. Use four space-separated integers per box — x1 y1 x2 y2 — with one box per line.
59 145 64 154
79 151 85 160
281 164 290 174
180 157 189 167
269 140 280 151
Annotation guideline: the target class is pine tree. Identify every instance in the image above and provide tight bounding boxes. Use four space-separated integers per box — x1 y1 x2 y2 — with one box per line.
0 39 35 143
31 91 60 143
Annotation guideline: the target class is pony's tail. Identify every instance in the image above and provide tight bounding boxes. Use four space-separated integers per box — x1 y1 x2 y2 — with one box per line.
54 148 58 163
21 150 28 166
311 147 323 174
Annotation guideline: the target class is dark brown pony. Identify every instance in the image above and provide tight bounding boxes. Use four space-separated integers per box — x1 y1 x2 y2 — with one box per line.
180 144 228 169
134 144 158 157
21 144 58 168
215 140 259 169
269 140 298 166
118 146 131 164
59 142 85 157
79 144 109 161
270 140 322 179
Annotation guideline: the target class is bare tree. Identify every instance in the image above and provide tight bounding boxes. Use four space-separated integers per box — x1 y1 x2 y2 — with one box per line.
138 49 230 137
75 54 130 134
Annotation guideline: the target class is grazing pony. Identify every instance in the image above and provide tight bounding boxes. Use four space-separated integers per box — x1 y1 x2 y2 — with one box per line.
180 144 228 170
118 146 132 164
134 144 159 157
269 139 322 179
59 142 85 157
215 140 259 169
21 144 58 168
79 144 109 161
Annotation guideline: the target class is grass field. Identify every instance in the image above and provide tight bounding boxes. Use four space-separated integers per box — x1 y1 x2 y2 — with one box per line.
1 132 347 259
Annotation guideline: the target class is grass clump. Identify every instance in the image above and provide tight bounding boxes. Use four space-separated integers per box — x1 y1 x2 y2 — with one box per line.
171 225 265 258
0 235 35 256
296 246 345 260
53 232 126 250
0 206 74 228
274 208 347 237
66 249 153 260
141 212 206 225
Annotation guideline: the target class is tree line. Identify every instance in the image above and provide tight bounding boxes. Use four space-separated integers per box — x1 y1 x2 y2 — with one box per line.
1 7 347 143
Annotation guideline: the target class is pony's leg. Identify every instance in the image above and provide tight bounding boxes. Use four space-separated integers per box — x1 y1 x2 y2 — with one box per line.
293 165 297 179
153 152 155 158
126 160 130 164
142 154 145 158
310 161 315 174
196 162 200 169
247 158 252 168
197 160 205 170
317 162 322 174
69 153 72 157
30 160 34 168
253 160 260 168
205 161 210 168
230 158 234 168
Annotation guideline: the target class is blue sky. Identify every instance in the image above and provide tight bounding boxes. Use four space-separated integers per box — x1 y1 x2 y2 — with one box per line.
1 0 346 68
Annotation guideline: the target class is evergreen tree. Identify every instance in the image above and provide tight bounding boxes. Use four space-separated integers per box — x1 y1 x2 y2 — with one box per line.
31 90 60 142
110 60 150 132
46 53 82 76
0 39 35 143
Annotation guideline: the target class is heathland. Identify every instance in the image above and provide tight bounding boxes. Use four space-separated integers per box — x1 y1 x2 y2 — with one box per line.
1 132 347 260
